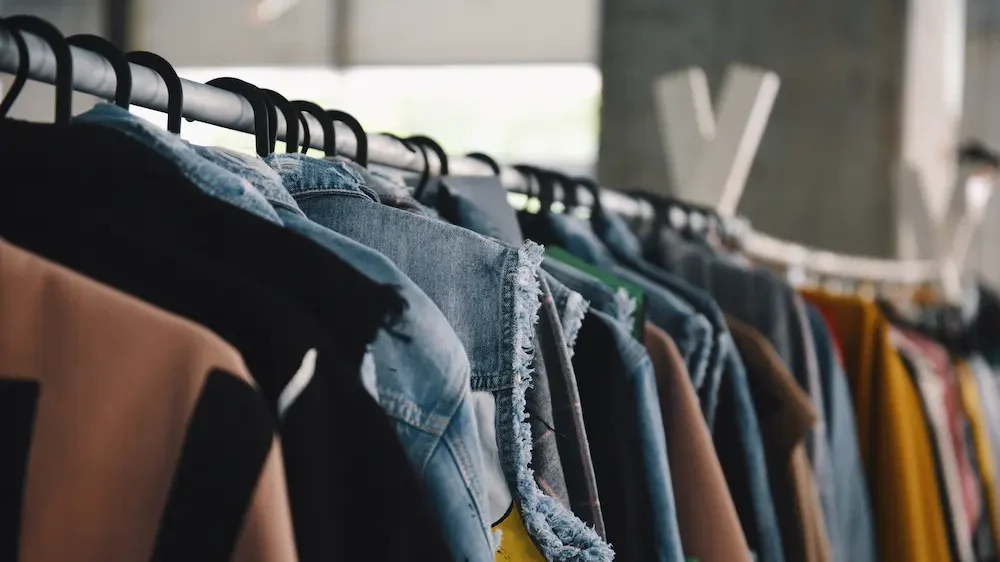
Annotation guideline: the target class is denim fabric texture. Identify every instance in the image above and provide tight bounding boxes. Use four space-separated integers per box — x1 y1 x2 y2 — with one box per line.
546 213 715 399
178 146 499 561
545 271 589 353
266 155 613 561
334 157 437 217
804 304 876 562
72 104 282 225
73 106 496 559
540 273 607 537
599 310 686 561
599 213 729 428
527 312 572 510
543 257 631 333
572 308 685 561
542 248 686 560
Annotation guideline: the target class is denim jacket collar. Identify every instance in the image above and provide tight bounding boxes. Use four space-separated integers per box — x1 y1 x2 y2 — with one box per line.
270 154 381 203
196 147 304 215
72 104 283 225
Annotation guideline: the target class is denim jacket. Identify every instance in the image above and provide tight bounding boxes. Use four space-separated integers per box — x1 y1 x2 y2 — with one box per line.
266 154 613 561
74 105 498 562
546 213 716 396
199 150 502 562
552 211 784 562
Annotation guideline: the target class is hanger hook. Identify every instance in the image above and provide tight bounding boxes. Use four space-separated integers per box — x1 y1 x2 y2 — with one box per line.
326 109 368 167
6 15 72 125
514 164 539 198
206 77 271 157
125 51 182 133
378 133 430 196
290 100 336 156
406 135 448 176
67 34 131 108
467 152 501 176
0 19 30 118
550 170 579 211
261 89 299 153
574 176 605 220
297 112 311 154
514 164 556 214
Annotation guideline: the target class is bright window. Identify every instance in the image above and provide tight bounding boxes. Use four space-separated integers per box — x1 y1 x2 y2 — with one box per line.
130 64 601 171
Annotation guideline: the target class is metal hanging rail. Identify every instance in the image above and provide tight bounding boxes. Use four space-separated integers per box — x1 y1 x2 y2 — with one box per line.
0 25 648 215
0 23 976 288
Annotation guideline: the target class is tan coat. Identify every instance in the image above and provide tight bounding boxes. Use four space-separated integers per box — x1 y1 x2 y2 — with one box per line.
643 322 753 562
0 240 297 562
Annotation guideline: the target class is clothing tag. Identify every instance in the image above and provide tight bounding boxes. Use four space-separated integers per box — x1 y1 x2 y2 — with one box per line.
545 245 647 339
437 176 525 246
278 348 317 419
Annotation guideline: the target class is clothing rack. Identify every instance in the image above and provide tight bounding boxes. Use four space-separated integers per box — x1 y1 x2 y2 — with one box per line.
0 23 979 288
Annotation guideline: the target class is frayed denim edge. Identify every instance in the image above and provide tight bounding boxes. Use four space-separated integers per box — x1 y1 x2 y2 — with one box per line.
502 241 615 562
612 288 637 333
561 290 589 358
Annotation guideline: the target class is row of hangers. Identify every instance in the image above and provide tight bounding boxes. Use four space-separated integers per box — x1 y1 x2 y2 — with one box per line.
0 14 756 248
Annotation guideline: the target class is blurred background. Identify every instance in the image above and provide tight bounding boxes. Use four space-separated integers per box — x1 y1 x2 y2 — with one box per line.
2 0 999 281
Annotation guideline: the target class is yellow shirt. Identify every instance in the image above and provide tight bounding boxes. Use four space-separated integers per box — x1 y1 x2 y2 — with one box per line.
493 502 547 562
802 291 952 562
957 360 1000 548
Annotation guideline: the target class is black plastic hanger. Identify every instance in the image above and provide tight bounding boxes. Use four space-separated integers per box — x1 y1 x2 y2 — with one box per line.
327 109 367 167
407 135 448 200
378 132 427 192
206 77 270 157
513 164 560 245
125 51 182 133
290 100 336 156
549 170 579 211
573 176 605 221
67 34 131 108
261 89 299 153
0 19 29 118
6 15 72 124
297 112 311 154
513 164 555 214
467 152 501 176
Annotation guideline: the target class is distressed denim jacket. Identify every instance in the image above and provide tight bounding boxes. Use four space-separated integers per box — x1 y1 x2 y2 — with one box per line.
266 154 613 561
74 105 497 562
199 151 500 562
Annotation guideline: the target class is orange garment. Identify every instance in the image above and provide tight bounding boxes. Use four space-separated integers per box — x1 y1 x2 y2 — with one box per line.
801 291 952 562
957 360 1000 549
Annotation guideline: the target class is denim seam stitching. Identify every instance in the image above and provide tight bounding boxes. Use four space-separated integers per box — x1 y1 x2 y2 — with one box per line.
441 427 493 549
377 388 451 436
290 188 375 201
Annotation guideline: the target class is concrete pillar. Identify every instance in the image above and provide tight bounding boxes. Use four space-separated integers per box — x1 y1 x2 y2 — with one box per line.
960 0 1000 284
599 0 965 258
